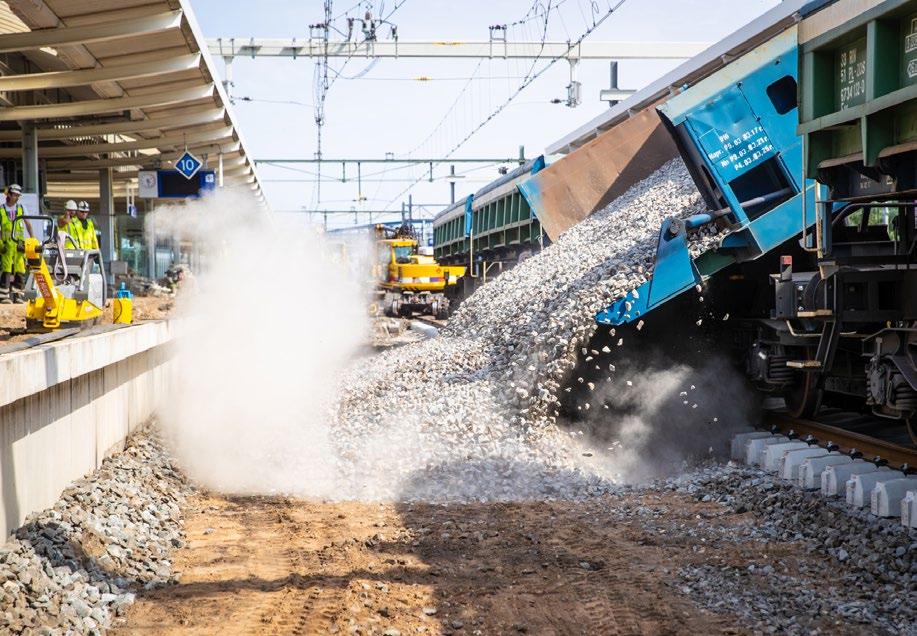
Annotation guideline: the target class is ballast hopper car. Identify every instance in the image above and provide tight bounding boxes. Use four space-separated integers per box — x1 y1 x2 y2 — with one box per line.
591 0 917 443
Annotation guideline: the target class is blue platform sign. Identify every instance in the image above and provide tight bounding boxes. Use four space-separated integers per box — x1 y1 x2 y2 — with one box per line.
175 150 202 180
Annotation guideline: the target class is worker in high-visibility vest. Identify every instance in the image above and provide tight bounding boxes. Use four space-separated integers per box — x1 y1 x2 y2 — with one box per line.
0 184 32 304
57 200 78 248
58 200 76 233
68 200 99 251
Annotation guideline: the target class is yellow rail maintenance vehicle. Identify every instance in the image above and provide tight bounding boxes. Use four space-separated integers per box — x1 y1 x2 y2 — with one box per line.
17 215 106 332
374 224 465 319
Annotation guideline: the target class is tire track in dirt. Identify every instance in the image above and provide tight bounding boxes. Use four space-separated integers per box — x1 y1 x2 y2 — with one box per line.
117 491 804 635
255 505 310 636
257 506 359 636
112 495 311 635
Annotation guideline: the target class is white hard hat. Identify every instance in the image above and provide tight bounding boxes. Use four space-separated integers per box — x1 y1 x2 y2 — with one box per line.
77 200 90 212
6 184 21 195
65 199 78 211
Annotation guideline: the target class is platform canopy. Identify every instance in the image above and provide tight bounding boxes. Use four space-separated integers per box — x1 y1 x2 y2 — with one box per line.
0 0 263 206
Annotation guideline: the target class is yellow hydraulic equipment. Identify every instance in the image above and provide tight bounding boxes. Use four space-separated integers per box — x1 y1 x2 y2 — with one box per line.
19 215 106 332
373 225 466 319
112 282 134 325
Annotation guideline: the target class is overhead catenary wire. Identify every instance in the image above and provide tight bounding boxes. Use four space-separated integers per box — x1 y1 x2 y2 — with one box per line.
326 0 408 91
261 158 512 207
322 74 536 82
331 0 366 21
312 0 410 206
519 0 554 85
384 0 581 203
265 178 496 184
556 0 573 40
382 0 629 211
394 0 566 165
328 57 381 80
289 0 621 213
399 58 486 159
261 160 507 182
235 96 314 107
486 0 577 30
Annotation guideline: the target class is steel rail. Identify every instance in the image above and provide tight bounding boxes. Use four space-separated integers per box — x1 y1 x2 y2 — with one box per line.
764 411 917 469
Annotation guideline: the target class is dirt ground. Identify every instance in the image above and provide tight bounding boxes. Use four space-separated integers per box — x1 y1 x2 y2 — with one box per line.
0 296 173 343
109 489 856 636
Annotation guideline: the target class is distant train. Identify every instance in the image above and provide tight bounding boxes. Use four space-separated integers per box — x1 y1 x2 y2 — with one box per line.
432 157 549 299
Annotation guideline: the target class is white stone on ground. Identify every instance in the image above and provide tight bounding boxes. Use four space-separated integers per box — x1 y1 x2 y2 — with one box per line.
329 158 718 502
0 429 189 634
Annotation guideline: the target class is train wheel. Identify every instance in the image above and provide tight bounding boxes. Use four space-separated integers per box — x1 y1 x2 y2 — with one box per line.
784 371 822 419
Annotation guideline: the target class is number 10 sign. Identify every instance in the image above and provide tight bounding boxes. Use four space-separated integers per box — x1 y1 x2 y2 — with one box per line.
175 150 203 180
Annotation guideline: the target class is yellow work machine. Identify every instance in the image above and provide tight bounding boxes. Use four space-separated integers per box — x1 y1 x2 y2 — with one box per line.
17 215 106 332
373 224 466 319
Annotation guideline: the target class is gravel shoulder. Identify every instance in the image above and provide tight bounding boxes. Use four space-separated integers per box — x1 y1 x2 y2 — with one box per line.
0 428 190 634
114 469 915 636
2 426 912 635
114 490 740 635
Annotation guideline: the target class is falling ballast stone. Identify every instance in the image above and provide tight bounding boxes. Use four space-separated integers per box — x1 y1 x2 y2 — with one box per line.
845 469 903 508
778 447 827 481
330 159 716 503
821 461 880 497
870 476 917 517
797 454 852 490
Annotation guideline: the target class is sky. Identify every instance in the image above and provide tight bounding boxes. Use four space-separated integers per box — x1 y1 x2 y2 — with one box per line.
191 0 781 228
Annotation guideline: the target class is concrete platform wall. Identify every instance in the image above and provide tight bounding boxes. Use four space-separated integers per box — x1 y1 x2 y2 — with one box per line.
0 321 179 538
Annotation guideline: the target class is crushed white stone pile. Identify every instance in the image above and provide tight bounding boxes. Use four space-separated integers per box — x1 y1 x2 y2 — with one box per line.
330 158 721 502
0 429 190 635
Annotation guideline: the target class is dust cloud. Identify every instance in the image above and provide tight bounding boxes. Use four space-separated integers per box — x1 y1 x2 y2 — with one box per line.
147 189 749 501
150 188 370 497
568 354 756 483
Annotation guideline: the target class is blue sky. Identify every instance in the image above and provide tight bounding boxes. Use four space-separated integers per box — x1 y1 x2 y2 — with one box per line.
191 0 780 227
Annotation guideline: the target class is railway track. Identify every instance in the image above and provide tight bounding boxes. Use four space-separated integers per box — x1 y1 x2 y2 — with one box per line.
412 314 448 330
764 410 917 469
